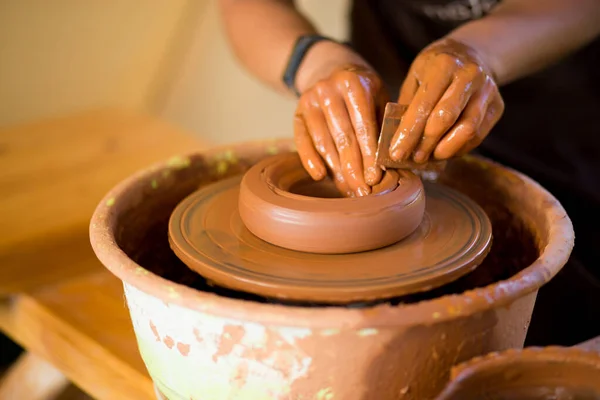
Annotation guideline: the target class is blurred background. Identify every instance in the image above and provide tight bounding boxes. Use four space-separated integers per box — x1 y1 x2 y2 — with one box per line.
0 1 349 397
0 0 349 143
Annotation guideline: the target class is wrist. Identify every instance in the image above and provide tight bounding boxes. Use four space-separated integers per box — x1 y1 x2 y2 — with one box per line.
294 40 372 94
444 31 503 85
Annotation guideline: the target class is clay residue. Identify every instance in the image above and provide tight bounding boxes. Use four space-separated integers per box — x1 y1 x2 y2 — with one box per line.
193 327 203 343
149 320 161 342
232 361 249 389
176 342 190 356
239 328 308 380
163 335 175 349
213 324 246 362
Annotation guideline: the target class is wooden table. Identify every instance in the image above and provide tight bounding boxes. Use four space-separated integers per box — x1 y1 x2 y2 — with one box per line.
0 109 205 400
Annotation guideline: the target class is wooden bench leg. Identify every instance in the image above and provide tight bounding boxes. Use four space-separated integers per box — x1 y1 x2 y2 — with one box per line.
0 352 69 400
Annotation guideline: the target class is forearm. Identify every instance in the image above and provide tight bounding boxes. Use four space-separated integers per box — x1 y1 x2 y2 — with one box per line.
219 0 370 94
446 0 600 85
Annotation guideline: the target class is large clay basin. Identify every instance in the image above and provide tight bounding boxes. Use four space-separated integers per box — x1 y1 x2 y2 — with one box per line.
90 139 573 400
435 347 600 399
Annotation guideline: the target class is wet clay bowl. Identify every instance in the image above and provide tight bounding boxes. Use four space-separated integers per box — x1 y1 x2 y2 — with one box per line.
90 139 573 400
435 347 600 399
238 152 425 254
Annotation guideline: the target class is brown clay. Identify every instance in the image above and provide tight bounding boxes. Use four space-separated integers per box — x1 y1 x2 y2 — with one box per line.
90 139 574 400
167 152 492 303
435 347 600 400
238 153 425 254
371 168 400 195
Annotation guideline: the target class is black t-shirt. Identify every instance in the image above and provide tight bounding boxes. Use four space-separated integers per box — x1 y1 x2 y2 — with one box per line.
350 0 600 345
350 0 600 209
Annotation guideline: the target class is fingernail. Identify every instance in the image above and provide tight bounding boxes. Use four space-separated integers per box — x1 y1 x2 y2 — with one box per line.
390 149 404 161
306 159 326 180
413 151 427 163
357 186 371 197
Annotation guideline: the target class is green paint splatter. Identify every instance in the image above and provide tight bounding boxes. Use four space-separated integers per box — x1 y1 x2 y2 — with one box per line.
135 267 149 275
321 329 340 337
357 328 378 337
266 145 279 155
222 149 237 164
106 198 115 207
216 160 228 175
317 387 334 400
167 155 191 169
151 179 158 189
166 286 180 299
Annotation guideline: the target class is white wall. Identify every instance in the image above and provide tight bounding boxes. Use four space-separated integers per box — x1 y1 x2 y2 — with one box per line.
158 0 350 145
0 0 349 146
0 0 193 128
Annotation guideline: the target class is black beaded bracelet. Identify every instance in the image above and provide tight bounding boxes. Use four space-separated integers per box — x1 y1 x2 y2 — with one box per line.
282 34 337 97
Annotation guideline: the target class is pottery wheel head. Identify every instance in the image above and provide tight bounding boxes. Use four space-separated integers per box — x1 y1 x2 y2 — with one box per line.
168 155 492 304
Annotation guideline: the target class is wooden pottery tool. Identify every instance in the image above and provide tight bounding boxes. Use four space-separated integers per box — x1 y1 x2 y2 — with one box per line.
376 102 449 173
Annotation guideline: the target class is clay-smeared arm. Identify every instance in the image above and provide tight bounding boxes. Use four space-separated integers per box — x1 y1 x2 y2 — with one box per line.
390 0 600 164
449 0 600 86
219 0 389 197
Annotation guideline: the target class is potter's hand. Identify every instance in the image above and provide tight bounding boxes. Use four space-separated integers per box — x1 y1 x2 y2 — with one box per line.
294 64 389 197
390 38 504 164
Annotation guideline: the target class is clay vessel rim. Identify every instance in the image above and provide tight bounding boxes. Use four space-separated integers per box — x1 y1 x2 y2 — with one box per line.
443 346 600 393
89 139 574 329
452 346 600 376
265 183 421 205
256 153 421 207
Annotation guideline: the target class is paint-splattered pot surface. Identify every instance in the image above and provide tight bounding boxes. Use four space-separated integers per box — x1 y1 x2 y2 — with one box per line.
168 153 493 304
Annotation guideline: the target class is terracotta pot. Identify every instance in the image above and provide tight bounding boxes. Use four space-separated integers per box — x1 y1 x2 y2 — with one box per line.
90 139 573 400
435 347 600 399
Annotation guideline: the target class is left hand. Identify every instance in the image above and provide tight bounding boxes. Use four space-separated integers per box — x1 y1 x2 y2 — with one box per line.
389 38 504 164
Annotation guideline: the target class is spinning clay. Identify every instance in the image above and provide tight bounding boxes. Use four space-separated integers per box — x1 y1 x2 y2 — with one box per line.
168 152 492 304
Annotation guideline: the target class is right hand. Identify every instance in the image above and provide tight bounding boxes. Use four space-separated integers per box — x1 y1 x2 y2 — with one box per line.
294 64 389 197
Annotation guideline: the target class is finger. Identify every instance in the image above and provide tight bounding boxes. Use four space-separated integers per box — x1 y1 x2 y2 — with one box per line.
398 64 419 105
376 91 389 124
337 73 383 186
293 112 327 180
316 82 370 196
333 177 353 198
390 65 453 161
414 67 483 163
302 93 350 193
456 93 505 156
433 78 496 160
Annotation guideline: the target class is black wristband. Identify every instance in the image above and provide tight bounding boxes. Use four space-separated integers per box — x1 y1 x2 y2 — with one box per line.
282 34 335 97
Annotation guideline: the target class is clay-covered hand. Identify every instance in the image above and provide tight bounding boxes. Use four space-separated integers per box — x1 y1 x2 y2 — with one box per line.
390 38 504 164
294 65 389 197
